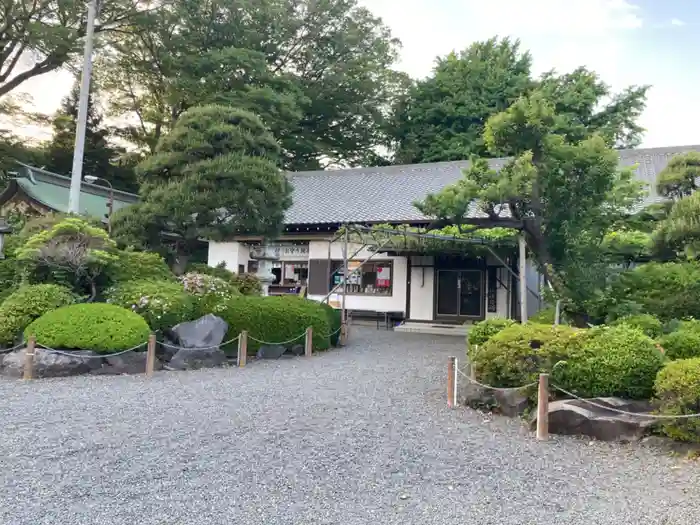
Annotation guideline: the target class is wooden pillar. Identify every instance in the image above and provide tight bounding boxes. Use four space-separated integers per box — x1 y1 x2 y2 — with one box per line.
23 336 36 380
447 356 456 408
145 333 156 377
537 373 549 441
305 327 313 357
519 233 528 323
238 331 248 367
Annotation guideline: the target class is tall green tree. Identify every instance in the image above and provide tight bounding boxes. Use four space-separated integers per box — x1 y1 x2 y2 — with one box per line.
111 105 292 273
416 81 648 316
98 0 407 170
390 38 533 164
0 0 153 98
391 39 648 165
44 78 138 192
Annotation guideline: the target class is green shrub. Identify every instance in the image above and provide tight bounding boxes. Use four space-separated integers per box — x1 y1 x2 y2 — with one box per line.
607 262 700 321
529 308 556 325
318 301 342 346
654 358 700 442
25 303 151 353
658 330 700 360
610 314 663 338
473 323 585 389
105 250 175 284
105 280 196 332
468 317 516 346
185 262 234 281
554 325 666 399
0 258 20 303
230 272 262 296
217 295 331 355
0 284 75 345
179 272 240 316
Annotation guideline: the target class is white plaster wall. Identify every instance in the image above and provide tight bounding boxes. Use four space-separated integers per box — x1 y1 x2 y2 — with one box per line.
207 241 250 273
308 240 408 313
486 266 510 319
409 265 434 321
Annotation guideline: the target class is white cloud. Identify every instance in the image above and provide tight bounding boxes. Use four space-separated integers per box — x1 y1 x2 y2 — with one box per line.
671 18 686 26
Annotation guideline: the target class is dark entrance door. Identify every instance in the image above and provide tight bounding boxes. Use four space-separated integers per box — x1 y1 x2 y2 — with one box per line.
435 269 484 321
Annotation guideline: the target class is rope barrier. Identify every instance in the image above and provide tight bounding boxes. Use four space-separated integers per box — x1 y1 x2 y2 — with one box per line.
320 326 343 338
456 368 538 392
158 335 241 352
0 342 26 354
247 332 306 345
35 342 148 359
456 367 700 421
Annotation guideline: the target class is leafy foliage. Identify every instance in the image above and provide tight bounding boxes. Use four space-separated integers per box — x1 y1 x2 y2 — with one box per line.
653 191 700 259
318 302 342 346
658 330 700 360
104 250 175 284
185 262 262 295
25 303 151 353
609 314 663 338
468 317 516 346
654 358 700 442
217 296 331 355
656 152 700 201
105 280 195 333
0 284 75 345
98 0 406 169
111 105 292 267
554 325 665 400
529 307 557 325
179 272 240 317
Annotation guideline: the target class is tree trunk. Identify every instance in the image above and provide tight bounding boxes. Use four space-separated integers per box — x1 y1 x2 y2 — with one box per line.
171 254 190 276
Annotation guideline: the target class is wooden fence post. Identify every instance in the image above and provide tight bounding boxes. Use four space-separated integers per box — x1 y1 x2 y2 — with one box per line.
340 321 348 345
23 336 36 380
305 327 313 357
145 333 156 377
238 331 248 367
447 356 456 408
537 373 549 441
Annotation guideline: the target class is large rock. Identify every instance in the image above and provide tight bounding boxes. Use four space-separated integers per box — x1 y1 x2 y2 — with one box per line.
529 397 656 442
1 348 102 378
168 314 228 351
460 366 531 417
168 347 227 370
256 344 287 359
91 352 163 375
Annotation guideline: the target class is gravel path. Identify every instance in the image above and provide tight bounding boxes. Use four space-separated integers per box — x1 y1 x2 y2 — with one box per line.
0 328 699 525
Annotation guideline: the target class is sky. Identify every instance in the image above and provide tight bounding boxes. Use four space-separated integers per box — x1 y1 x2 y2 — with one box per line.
11 0 700 148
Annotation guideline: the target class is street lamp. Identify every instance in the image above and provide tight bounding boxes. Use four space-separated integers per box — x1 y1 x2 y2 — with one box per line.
84 175 114 234
0 217 12 259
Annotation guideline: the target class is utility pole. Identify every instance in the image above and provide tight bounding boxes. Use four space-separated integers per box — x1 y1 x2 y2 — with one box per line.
68 0 99 214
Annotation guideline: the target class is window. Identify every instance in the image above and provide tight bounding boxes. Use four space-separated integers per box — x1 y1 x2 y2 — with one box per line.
330 260 393 296
271 262 309 286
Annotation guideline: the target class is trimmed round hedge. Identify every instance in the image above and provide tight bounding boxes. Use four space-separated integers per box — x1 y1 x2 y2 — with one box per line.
468 317 516 347
24 303 151 353
654 358 700 442
658 330 700 360
610 314 663 338
105 250 175 284
472 323 585 389
217 295 331 355
179 272 240 317
318 301 342 346
105 280 196 332
0 284 75 345
554 325 666 400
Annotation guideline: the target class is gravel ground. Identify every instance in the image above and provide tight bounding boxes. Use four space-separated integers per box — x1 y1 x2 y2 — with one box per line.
0 328 699 525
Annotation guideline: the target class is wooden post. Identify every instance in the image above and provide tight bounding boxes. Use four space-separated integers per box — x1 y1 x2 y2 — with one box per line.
536 373 549 441
519 233 528 323
447 356 456 408
145 333 156 377
339 321 348 346
305 327 313 357
238 331 248 367
23 336 36 380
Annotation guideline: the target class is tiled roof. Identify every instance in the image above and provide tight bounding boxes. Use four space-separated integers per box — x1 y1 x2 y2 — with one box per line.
11 163 138 218
285 145 700 225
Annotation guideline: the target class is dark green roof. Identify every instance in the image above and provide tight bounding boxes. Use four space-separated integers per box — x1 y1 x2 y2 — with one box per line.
11 163 138 217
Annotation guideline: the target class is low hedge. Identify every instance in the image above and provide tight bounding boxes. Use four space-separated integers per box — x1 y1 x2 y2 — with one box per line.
654 358 700 442
658 330 700 360
472 323 585 389
554 325 666 400
468 317 516 347
529 307 556 325
217 295 331 355
610 314 663 338
179 272 240 317
0 284 75 345
318 301 342 346
24 303 151 354
105 280 196 332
